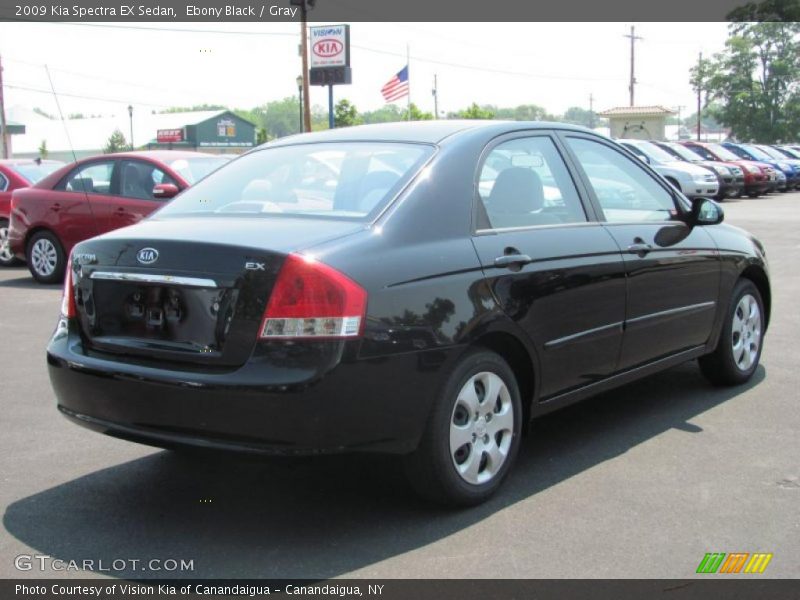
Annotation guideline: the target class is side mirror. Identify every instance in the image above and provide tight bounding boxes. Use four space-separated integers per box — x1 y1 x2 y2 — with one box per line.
690 197 724 225
153 183 180 199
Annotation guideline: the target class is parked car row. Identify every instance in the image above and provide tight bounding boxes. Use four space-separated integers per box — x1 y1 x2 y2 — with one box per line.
617 139 800 201
3 151 230 283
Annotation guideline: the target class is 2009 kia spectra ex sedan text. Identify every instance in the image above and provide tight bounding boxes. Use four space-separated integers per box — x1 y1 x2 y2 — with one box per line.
48 121 770 506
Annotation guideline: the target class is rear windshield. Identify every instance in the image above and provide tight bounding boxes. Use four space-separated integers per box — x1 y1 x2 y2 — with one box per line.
166 157 230 184
156 142 434 221
12 162 64 183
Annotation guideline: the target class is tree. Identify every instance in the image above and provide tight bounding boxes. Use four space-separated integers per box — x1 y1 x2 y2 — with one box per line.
38 140 48 158
562 106 600 128
334 99 362 127
362 104 405 124
401 103 434 121
454 103 495 119
696 21 800 141
103 129 129 154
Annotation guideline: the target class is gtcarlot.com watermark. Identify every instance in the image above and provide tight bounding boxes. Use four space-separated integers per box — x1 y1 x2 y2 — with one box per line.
15 554 195 573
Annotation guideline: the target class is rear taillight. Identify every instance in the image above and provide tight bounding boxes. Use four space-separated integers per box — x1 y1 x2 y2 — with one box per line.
60 255 76 319
259 253 367 339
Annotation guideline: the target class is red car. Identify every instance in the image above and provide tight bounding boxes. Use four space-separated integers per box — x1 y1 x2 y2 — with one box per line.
9 151 230 283
0 159 65 266
679 141 772 198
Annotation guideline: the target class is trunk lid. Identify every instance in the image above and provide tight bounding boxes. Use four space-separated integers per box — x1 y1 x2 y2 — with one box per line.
71 216 363 367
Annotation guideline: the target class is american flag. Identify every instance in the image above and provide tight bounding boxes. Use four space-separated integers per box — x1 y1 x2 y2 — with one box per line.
381 66 409 103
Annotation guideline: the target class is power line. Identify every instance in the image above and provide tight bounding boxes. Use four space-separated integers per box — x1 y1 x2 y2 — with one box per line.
3 82 172 108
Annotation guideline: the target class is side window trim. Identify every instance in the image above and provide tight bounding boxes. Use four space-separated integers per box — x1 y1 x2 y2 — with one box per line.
0 172 8 192
471 130 599 234
555 131 685 223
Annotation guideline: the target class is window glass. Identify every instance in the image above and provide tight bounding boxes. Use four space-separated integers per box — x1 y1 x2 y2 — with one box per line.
119 160 178 200
477 136 586 229
63 162 114 194
12 161 63 183
156 143 433 221
0 172 7 192
167 157 229 184
566 137 677 223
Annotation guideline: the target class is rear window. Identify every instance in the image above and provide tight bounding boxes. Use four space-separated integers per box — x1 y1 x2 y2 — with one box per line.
11 162 64 183
155 142 434 221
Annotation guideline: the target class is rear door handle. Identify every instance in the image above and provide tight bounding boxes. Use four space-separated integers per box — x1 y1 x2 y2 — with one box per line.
494 254 532 268
51 203 61 212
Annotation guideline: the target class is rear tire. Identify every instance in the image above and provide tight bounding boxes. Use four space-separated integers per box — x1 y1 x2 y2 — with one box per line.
0 219 22 266
403 349 522 506
26 230 66 284
699 279 764 386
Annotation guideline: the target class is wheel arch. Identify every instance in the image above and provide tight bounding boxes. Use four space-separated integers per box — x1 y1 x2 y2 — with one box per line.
740 265 771 330
472 330 538 429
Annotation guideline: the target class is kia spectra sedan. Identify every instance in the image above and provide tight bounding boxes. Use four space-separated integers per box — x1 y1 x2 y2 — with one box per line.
48 121 770 506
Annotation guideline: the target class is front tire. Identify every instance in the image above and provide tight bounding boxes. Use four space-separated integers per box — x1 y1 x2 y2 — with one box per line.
0 219 22 266
699 279 765 386
26 230 66 284
403 349 522 506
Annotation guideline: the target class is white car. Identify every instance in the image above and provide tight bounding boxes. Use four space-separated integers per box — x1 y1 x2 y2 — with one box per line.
618 139 719 199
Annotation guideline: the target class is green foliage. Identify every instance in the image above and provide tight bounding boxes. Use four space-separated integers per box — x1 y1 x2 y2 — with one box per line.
401 103 434 121
334 99 362 128
38 140 48 158
561 106 600 128
726 0 800 21
453 103 495 120
695 20 800 142
103 129 129 154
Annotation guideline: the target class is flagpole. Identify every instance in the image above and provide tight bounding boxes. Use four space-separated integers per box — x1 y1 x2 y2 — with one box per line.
407 44 411 121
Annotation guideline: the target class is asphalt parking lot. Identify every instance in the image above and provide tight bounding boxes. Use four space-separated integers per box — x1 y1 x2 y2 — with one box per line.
1 193 798 580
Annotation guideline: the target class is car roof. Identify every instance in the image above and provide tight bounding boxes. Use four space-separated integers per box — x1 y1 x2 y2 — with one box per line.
101 150 224 161
264 120 596 147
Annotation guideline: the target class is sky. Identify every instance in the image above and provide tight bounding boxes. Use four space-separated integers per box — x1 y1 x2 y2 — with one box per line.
0 21 731 122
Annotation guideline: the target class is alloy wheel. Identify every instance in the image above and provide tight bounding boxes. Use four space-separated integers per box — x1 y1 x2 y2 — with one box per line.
0 226 12 263
30 238 58 277
731 293 761 371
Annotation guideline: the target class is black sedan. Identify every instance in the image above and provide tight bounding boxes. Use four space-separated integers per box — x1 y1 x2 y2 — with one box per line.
48 121 770 506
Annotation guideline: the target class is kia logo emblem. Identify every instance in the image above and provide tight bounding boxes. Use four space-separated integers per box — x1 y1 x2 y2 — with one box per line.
313 38 343 58
136 248 159 264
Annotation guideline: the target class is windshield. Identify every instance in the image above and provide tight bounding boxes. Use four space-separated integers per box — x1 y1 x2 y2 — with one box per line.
740 144 773 161
662 143 703 162
707 144 741 161
630 141 678 164
167 156 231 184
156 142 434 221
12 161 64 183
756 145 788 160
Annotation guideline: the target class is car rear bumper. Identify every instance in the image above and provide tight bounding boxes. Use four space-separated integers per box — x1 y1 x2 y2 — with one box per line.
47 321 452 455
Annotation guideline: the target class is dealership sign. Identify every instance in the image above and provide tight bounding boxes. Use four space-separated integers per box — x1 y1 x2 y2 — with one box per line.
309 24 350 68
156 129 184 143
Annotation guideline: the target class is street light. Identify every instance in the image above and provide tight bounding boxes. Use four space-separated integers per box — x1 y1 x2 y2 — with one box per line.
127 105 134 150
296 75 304 133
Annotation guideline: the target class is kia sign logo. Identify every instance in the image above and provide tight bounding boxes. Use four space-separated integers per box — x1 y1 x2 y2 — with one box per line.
136 248 159 265
313 38 343 58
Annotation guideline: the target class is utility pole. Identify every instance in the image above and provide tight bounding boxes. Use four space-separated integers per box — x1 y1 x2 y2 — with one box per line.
0 55 8 159
675 105 684 140
432 74 439 119
696 52 703 141
300 7 311 132
623 26 643 107
589 93 595 129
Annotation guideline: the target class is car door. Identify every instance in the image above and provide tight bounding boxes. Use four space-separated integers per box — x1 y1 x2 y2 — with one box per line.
561 133 721 371
94 159 177 232
471 132 627 398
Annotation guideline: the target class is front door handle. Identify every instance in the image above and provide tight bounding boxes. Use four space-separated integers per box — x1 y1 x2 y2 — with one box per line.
494 254 533 268
627 242 653 255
